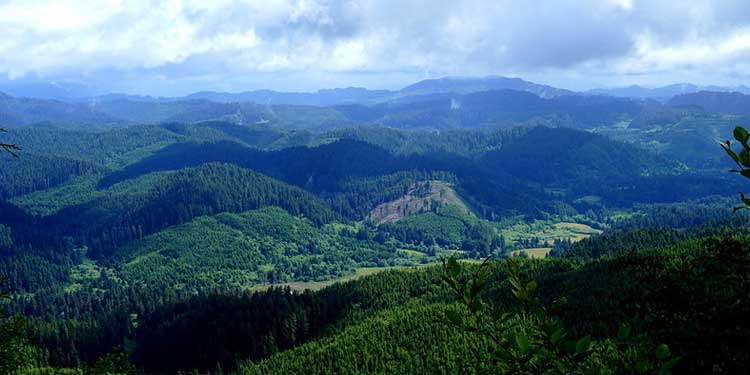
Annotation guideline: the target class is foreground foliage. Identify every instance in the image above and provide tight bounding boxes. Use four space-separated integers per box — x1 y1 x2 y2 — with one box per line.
238 234 749 374
441 257 678 374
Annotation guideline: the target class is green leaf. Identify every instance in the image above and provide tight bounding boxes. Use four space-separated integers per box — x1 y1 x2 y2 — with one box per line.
722 143 740 163
508 276 523 291
439 274 458 291
495 349 513 361
475 265 490 286
655 344 670 360
479 255 492 269
525 280 537 294
469 278 486 300
661 357 680 371
497 312 511 323
740 148 750 165
507 258 519 276
734 126 749 143
575 336 591 354
550 327 565 345
515 334 531 355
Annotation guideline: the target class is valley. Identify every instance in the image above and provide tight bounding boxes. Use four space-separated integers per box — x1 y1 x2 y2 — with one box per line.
1 76 749 375
246 264 428 292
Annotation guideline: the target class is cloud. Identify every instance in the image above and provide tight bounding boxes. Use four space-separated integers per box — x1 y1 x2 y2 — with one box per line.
1 0 749 94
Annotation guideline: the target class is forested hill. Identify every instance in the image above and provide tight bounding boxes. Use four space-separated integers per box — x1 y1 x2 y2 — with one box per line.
96 139 406 191
94 126 717 212
1 116 748 374
115 207 404 289
234 233 750 375
669 90 750 115
479 126 679 186
43 163 341 257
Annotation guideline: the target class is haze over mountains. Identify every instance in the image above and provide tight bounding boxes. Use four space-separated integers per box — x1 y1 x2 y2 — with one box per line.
4 75 750 104
587 83 750 100
3 75 750 133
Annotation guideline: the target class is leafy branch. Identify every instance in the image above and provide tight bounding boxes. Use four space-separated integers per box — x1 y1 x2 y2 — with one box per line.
0 128 20 157
721 126 750 212
440 256 679 374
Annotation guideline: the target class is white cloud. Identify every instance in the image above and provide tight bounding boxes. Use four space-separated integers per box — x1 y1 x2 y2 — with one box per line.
0 0 749 93
607 0 634 11
627 29 750 71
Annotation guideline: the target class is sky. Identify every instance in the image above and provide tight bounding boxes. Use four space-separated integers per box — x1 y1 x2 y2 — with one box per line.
2 0 750 96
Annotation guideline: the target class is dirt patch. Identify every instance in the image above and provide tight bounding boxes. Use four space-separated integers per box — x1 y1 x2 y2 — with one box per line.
368 180 469 224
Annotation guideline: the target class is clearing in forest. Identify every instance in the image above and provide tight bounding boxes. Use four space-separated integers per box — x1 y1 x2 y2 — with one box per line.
368 180 470 224
510 247 552 259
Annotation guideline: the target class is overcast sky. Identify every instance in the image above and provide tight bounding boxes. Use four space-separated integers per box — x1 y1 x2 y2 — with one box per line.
2 0 750 96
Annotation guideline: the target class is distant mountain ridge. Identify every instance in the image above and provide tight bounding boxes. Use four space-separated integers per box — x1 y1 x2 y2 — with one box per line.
185 87 395 106
71 76 574 106
0 80 98 100
668 90 750 115
0 92 123 127
2 75 750 131
587 84 750 100
399 76 576 99
4 76 750 105
0 86 644 130
1 76 574 104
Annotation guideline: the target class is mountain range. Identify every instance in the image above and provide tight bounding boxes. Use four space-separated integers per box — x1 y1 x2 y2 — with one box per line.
4 75 750 105
586 83 750 100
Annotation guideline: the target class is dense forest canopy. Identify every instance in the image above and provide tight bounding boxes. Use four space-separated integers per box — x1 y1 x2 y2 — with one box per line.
0 82 749 375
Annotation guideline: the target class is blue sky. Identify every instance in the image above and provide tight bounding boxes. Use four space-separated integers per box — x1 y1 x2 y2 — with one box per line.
2 0 750 96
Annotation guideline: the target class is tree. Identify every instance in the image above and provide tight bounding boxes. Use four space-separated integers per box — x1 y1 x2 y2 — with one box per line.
0 131 33 374
0 128 20 157
0 281 36 374
84 352 135 375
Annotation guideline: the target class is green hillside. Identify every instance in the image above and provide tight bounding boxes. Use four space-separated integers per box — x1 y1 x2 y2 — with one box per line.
238 234 749 375
118 207 409 289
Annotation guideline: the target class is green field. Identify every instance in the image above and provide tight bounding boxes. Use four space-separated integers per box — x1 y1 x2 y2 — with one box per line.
500 220 602 248
510 247 552 259
246 264 430 292
553 222 602 242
